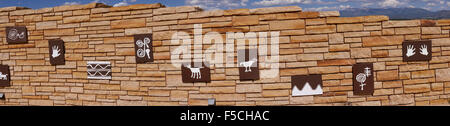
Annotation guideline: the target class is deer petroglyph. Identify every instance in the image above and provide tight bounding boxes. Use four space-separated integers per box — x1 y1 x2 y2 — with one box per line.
240 58 257 72
186 64 202 79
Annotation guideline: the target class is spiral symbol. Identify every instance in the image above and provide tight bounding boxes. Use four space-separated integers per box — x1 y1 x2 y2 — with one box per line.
136 40 144 47
137 49 145 58
144 37 150 44
8 29 18 40
356 73 366 83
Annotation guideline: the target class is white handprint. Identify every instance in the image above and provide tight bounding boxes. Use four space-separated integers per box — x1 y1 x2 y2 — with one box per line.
406 45 415 57
52 45 61 58
419 45 429 56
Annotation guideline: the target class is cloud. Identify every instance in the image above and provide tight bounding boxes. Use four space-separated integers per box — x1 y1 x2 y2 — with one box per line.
113 0 137 7
186 0 249 10
63 2 80 6
113 1 128 7
338 5 351 10
426 2 436 6
337 0 349 2
304 4 351 11
379 0 404 8
361 2 374 7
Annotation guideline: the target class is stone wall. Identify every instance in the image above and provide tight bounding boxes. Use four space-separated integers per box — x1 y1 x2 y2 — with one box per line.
0 3 449 106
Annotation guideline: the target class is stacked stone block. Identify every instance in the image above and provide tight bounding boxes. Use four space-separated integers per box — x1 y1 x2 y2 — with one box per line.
0 3 449 106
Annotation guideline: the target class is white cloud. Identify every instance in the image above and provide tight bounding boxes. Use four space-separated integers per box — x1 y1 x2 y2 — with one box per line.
426 2 436 6
63 2 80 6
186 0 249 10
113 0 129 7
337 0 349 2
316 0 336 4
304 4 351 11
379 0 403 8
361 2 374 7
447 2 450 6
339 5 351 9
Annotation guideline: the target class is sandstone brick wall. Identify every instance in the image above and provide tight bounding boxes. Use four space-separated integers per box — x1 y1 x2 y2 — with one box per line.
0 3 449 106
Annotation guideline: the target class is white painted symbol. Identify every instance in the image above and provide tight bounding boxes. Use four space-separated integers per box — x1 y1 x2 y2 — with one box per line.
186 64 202 79
419 44 428 56
51 45 61 58
144 37 151 59
87 61 111 80
8 29 25 40
406 45 415 57
364 67 371 77
0 72 7 80
292 82 323 96
136 37 151 59
239 58 257 72
356 67 371 90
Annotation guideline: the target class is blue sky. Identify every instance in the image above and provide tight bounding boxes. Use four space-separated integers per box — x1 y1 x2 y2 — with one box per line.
0 0 449 11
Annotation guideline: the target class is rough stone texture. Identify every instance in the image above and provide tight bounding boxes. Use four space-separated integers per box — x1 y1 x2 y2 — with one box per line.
291 34 328 43
36 21 57 30
362 36 404 47
350 48 371 58
389 94 414 105
404 84 431 94
327 17 364 24
364 15 389 22
319 11 340 17
63 15 90 23
377 70 399 81
383 20 421 28
422 27 441 34
269 19 305 30
232 15 259 26
436 68 450 82
337 24 363 32
306 25 336 34
111 18 146 29
395 27 421 34
0 3 448 106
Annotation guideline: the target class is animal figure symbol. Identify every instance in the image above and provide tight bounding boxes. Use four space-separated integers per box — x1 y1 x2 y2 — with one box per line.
186 64 202 79
355 67 371 90
136 37 151 59
0 72 7 80
8 29 25 40
52 45 61 58
240 58 257 72
406 44 428 57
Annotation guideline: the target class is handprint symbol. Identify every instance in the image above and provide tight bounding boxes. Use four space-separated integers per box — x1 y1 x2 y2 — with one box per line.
406 45 415 57
419 45 429 56
52 45 61 58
